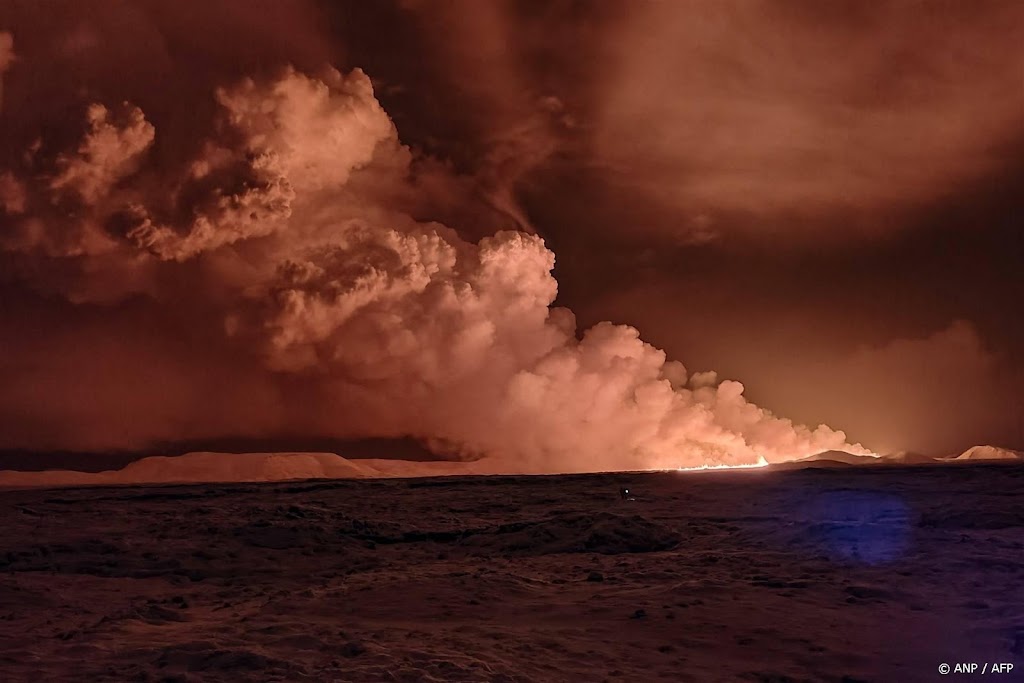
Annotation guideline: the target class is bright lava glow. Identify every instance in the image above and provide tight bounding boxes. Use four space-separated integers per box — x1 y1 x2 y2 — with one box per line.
675 455 771 472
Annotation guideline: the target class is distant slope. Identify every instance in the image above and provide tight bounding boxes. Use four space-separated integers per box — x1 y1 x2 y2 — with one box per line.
782 449 946 468
953 445 1024 461
0 451 518 489
0 452 385 488
794 450 883 467
0 437 436 472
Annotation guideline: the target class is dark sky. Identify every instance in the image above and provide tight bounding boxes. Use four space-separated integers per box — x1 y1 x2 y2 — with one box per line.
0 0 1022 462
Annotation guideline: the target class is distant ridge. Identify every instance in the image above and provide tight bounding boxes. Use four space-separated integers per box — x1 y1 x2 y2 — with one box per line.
0 451 506 489
952 445 1024 461
3 444 1023 490
0 436 436 472
785 447 1024 468
796 450 882 466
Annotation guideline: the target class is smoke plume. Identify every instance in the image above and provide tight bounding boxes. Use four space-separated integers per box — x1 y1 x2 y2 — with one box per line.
0 36 868 469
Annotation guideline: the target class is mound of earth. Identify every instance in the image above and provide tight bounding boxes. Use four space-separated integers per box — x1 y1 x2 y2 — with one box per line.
0 452 383 488
0 451 523 489
797 451 883 466
953 445 1024 461
787 450 942 468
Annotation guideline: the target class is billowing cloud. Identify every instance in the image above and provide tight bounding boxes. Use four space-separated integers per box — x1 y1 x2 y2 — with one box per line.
1 101 155 263
0 55 865 469
591 288 1016 456
51 103 155 203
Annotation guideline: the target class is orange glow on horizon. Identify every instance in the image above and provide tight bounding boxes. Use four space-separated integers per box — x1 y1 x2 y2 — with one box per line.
674 456 771 472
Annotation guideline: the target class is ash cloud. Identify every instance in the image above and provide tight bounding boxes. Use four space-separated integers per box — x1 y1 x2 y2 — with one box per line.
51 103 155 206
398 1 1024 249
0 26 865 468
591 1 1024 226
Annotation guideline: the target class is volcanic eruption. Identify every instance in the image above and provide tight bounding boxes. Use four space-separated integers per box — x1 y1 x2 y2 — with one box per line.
0 47 869 473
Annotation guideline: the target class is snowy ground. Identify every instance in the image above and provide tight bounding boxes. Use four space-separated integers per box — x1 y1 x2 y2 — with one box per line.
1 464 1022 682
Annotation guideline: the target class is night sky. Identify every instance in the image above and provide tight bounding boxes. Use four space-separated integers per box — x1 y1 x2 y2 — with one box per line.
1 0 1022 462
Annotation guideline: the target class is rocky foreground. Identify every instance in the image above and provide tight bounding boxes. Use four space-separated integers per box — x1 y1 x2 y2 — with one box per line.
1 464 1022 681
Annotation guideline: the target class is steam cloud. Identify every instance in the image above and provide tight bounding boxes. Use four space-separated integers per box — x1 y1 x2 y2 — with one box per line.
0 48 868 470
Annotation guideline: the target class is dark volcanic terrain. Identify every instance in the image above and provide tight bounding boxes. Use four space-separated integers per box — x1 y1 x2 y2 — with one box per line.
1 465 1022 682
